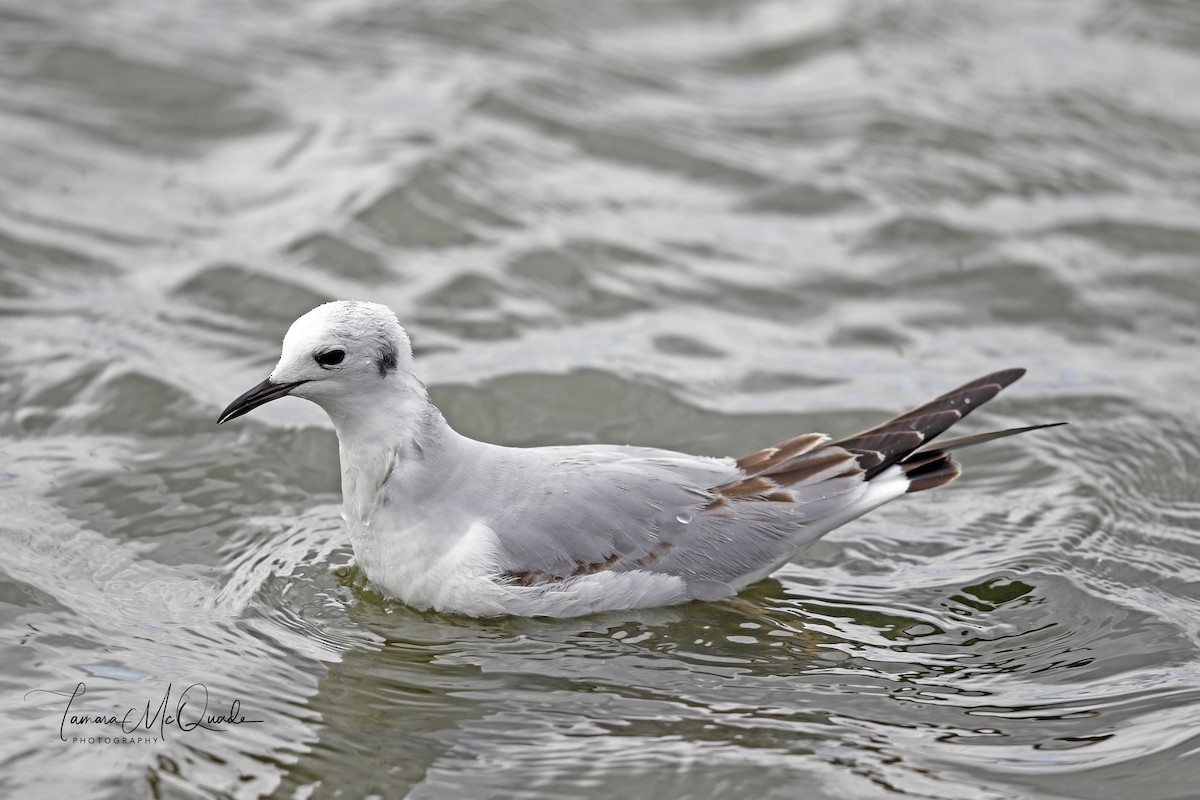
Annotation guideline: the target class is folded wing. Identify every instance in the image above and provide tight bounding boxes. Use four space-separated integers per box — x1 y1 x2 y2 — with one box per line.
489 368 1062 597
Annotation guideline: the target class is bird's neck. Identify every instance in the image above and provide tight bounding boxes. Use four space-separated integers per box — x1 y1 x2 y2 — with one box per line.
320 374 468 539
325 374 449 456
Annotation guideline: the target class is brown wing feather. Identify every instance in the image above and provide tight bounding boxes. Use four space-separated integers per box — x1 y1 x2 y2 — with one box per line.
712 368 1040 504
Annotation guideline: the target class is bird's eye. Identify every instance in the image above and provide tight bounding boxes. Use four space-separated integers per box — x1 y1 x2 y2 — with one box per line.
315 349 345 368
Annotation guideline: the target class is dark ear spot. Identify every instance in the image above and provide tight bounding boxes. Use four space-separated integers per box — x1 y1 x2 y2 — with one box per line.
375 341 398 377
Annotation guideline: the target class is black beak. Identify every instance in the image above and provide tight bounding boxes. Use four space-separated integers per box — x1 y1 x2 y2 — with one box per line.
217 378 308 424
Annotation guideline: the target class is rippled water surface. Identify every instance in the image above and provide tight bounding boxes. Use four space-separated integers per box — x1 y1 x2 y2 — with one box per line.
3 1 1199 797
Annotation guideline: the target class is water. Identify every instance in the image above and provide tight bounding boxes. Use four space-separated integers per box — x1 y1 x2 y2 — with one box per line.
2 0 1199 797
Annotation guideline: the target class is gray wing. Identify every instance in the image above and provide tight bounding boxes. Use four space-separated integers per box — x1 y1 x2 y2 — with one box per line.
481 445 740 583
482 368 1053 598
482 439 870 595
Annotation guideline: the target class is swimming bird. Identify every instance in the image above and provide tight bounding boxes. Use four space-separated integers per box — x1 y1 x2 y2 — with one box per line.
218 301 1062 618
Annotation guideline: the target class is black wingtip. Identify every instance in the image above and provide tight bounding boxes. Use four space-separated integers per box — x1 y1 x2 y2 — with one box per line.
902 452 962 493
984 367 1025 389
915 421 1068 454
834 368 1031 479
902 419 1066 493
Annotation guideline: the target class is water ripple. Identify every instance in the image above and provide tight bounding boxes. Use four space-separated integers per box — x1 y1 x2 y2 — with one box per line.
1 0 1200 797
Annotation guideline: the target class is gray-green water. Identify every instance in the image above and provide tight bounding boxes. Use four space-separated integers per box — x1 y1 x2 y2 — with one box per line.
2 1 1199 797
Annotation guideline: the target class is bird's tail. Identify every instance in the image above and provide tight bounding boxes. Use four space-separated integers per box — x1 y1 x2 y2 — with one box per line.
829 368 1067 493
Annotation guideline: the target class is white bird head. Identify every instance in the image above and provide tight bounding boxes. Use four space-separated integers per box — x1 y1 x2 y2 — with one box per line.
217 301 415 424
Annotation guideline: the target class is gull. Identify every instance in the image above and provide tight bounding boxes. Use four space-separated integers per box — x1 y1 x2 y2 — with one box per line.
218 301 1063 618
